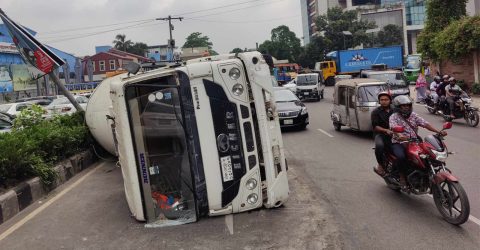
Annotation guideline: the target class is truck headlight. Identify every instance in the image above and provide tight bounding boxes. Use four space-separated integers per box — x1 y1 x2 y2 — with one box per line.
247 193 258 204
246 178 257 190
232 83 244 96
229 67 241 80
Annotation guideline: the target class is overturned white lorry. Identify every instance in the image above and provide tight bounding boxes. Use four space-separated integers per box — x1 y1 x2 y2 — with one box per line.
85 52 289 226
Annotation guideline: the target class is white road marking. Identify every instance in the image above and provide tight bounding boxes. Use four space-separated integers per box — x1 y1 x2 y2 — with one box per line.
427 194 480 227
317 128 334 138
225 214 234 235
0 162 104 242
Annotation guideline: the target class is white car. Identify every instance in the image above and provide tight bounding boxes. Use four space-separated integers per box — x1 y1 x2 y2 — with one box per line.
0 102 33 117
282 79 297 93
46 96 89 116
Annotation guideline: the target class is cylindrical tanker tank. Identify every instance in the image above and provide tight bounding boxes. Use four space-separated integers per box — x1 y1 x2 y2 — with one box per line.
85 75 125 155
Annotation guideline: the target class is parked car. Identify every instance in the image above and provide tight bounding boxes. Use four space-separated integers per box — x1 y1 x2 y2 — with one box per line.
0 112 13 133
360 69 410 98
274 87 309 130
293 73 325 101
45 96 89 116
0 102 33 117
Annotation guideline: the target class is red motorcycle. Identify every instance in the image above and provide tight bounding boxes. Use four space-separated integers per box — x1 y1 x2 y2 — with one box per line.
381 122 470 225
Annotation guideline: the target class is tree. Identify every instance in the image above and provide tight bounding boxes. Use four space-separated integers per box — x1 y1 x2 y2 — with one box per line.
376 24 403 47
230 48 244 53
297 36 330 69
258 25 302 62
128 42 148 57
113 34 133 52
417 0 467 60
315 7 376 51
182 32 213 49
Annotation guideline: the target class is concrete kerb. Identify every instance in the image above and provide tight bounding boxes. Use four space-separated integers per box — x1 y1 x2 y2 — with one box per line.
0 149 98 225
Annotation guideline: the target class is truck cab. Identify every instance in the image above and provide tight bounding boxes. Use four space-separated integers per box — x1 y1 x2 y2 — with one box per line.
315 61 336 86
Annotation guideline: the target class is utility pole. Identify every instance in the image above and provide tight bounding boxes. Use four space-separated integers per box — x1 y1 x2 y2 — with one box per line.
156 16 183 62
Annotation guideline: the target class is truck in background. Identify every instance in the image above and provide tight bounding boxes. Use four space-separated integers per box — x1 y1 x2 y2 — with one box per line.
314 45 404 86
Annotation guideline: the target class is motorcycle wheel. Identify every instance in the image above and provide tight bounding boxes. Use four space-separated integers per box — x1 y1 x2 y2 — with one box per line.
465 111 479 127
432 180 470 225
426 105 436 114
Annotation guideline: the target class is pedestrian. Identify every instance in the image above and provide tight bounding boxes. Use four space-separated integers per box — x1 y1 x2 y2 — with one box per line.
415 73 427 103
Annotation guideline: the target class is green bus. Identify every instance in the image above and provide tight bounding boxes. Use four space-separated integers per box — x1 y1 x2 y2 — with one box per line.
404 54 422 84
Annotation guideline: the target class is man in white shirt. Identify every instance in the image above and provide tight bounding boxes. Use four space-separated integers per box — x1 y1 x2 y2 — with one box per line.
429 76 441 103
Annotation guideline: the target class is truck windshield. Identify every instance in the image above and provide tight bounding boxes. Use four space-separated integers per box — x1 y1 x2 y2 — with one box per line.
406 56 421 69
368 73 407 87
358 85 387 102
126 84 197 226
296 75 317 86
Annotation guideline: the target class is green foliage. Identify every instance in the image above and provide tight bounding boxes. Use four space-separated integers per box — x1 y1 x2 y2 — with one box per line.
183 32 213 49
128 42 149 57
376 24 403 47
0 112 90 188
472 83 480 95
258 25 302 62
417 0 467 60
432 16 480 61
315 7 376 51
12 104 44 130
113 34 134 52
297 36 330 69
230 48 244 54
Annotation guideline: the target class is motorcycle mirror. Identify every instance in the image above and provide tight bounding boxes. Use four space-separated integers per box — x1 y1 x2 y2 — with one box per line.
392 126 405 133
443 122 453 130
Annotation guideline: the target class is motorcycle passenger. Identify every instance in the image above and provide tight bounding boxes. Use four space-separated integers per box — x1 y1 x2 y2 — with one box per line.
429 76 441 104
445 77 466 118
436 75 450 110
371 92 394 177
389 95 447 189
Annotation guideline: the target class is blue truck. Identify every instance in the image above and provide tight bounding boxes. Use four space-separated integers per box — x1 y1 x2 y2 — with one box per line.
315 45 404 86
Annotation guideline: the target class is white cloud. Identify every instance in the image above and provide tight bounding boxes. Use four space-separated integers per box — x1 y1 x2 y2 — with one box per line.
1 0 302 56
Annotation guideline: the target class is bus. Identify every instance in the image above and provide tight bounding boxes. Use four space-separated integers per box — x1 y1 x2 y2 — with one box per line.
85 52 289 227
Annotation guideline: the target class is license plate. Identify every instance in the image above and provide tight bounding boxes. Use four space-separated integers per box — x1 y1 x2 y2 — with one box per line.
284 119 293 125
220 156 234 182
303 92 309 95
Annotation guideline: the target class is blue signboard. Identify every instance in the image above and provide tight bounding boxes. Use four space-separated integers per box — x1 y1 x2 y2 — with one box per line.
338 46 403 73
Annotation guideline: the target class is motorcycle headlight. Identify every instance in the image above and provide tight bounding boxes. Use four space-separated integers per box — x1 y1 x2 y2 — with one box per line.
431 149 448 162
301 106 308 115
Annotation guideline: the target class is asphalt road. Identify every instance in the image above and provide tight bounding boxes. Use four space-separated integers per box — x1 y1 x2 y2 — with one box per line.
0 86 479 249
281 86 480 249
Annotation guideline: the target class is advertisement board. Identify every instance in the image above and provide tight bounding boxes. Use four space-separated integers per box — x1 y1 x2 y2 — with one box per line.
338 45 403 73
0 64 13 93
10 64 36 91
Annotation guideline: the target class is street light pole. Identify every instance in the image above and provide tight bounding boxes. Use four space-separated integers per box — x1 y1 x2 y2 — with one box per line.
156 16 183 62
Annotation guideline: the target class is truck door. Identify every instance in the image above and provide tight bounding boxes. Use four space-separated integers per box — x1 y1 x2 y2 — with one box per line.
347 87 359 129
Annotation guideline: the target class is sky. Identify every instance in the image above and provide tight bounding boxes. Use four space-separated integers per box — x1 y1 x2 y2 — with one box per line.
1 0 303 57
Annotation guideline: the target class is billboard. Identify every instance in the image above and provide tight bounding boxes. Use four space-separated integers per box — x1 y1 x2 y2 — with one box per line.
0 64 13 93
338 45 403 73
10 64 37 91
0 9 64 79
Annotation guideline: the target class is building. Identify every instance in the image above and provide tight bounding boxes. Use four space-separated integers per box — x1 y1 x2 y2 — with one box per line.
146 44 176 62
301 0 479 55
82 48 154 81
0 23 80 101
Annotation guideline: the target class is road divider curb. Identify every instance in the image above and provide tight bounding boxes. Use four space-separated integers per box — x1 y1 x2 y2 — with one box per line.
0 149 98 225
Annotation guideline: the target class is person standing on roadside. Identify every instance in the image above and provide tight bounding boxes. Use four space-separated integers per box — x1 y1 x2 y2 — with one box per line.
415 73 427 103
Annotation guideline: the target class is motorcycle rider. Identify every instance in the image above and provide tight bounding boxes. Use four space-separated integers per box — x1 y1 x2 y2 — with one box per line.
445 77 466 118
389 95 447 189
371 91 394 177
429 76 442 104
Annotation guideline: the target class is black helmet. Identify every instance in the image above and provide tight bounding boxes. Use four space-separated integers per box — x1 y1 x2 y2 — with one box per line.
377 91 392 101
393 95 413 118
